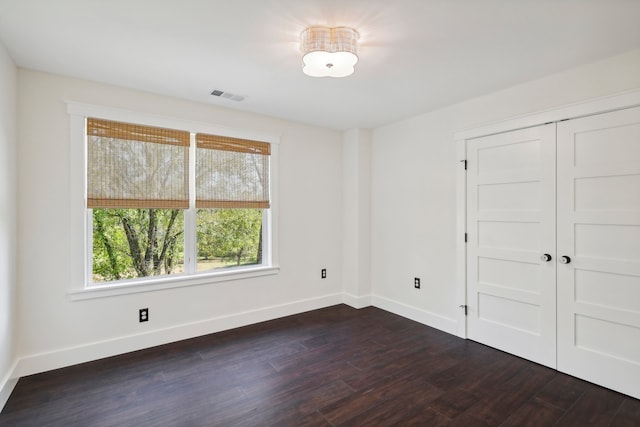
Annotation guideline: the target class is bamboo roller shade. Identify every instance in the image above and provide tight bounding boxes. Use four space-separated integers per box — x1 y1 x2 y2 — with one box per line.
86 119 270 210
87 118 189 209
195 133 270 209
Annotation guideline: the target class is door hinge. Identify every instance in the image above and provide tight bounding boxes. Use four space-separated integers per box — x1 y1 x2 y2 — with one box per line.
460 159 467 170
459 304 468 315
464 233 468 243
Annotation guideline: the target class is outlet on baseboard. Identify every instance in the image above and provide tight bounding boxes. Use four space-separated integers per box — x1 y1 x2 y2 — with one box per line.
414 278 421 289
139 308 149 322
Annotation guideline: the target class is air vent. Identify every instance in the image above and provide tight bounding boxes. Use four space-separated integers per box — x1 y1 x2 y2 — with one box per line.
210 89 245 102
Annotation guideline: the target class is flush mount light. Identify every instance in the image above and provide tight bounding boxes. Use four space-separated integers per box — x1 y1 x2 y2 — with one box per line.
300 26 359 78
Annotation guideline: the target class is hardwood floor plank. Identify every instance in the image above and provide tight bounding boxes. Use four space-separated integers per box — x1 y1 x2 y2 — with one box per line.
345 402 450 427
342 349 459 392
461 364 556 425
534 372 589 411
468 354 538 397
428 388 478 419
499 397 566 427
427 348 509 395
345 339 431 371
319 373 442 425
241 358 361 399
611 398 640 427
224 379 353 427
444 412 493 427
555 385 626 427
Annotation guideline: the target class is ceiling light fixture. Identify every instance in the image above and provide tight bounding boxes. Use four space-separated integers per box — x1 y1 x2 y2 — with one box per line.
300 26 359 78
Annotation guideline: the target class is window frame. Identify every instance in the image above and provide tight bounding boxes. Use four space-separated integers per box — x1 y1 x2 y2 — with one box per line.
67 102 279 300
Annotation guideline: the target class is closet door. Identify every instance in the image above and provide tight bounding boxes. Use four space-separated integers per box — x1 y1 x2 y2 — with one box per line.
557 106 640 399
466 123 556 368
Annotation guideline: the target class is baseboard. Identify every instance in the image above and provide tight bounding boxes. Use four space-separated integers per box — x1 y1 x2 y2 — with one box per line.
342 292 372 309
0 361 19 412
372 295 458 336
10 293 457 390
14 293 343 379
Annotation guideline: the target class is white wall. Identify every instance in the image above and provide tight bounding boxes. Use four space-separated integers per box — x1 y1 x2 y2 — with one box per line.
0 41 17 406
9 46 640 382
371 49 640 333
15 70 344 375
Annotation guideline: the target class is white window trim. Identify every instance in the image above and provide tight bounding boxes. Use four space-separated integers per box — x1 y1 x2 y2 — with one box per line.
67 102 280 300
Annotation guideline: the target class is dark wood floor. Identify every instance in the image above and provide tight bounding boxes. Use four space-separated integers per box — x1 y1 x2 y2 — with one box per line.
1 305 639 426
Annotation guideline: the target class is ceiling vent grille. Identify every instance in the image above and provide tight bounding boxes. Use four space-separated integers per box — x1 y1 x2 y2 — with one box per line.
210 89 245 102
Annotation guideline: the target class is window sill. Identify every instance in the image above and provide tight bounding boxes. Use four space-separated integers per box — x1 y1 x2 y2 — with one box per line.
68 265 280 301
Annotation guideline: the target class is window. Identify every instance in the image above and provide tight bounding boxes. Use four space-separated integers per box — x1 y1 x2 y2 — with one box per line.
83 116 275 287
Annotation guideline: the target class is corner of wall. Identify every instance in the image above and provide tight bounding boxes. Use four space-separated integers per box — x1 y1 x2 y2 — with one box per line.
0 39 18 413
0 363 18 412
341 128 373 303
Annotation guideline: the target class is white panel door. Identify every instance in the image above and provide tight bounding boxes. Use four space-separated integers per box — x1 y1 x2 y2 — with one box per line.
467 124 557 368
557 106 640 399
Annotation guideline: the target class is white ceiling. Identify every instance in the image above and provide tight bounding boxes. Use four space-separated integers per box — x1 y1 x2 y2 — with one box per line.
0 0 639 130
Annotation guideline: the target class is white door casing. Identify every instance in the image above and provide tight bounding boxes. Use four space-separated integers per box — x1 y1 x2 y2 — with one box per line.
556 106 640 399
457 90 640 399
466 123 557 368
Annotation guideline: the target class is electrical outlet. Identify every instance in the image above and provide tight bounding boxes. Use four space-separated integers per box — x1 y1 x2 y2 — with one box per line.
414 278 421 289
139 308 149 323
321 268 327 279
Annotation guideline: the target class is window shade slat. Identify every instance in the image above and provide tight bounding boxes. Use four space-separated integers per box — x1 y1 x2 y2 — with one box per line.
196 133 270 155
196 133 270 209
87 118 189 209
196 200 270 209
87 118 190 146
87 198 189 209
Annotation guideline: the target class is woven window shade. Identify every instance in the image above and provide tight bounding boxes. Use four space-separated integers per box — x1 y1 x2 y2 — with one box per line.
196 133 270 208
87 118 190 209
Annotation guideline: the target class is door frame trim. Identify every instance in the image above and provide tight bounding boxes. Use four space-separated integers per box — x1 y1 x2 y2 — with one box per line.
454 88 640 339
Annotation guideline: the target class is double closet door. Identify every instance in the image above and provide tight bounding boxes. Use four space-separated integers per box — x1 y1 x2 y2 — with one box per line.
466 106 640 399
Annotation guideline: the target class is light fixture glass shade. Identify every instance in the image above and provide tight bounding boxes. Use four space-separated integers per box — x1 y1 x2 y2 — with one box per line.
300 26 359 77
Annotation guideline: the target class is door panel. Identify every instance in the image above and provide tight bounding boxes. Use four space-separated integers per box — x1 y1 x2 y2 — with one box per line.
477 293 540 333
478 257 540 293
467 124 556 368
478 181 540 211
557 106 640 399
478 220 541 251
575 174 640 211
